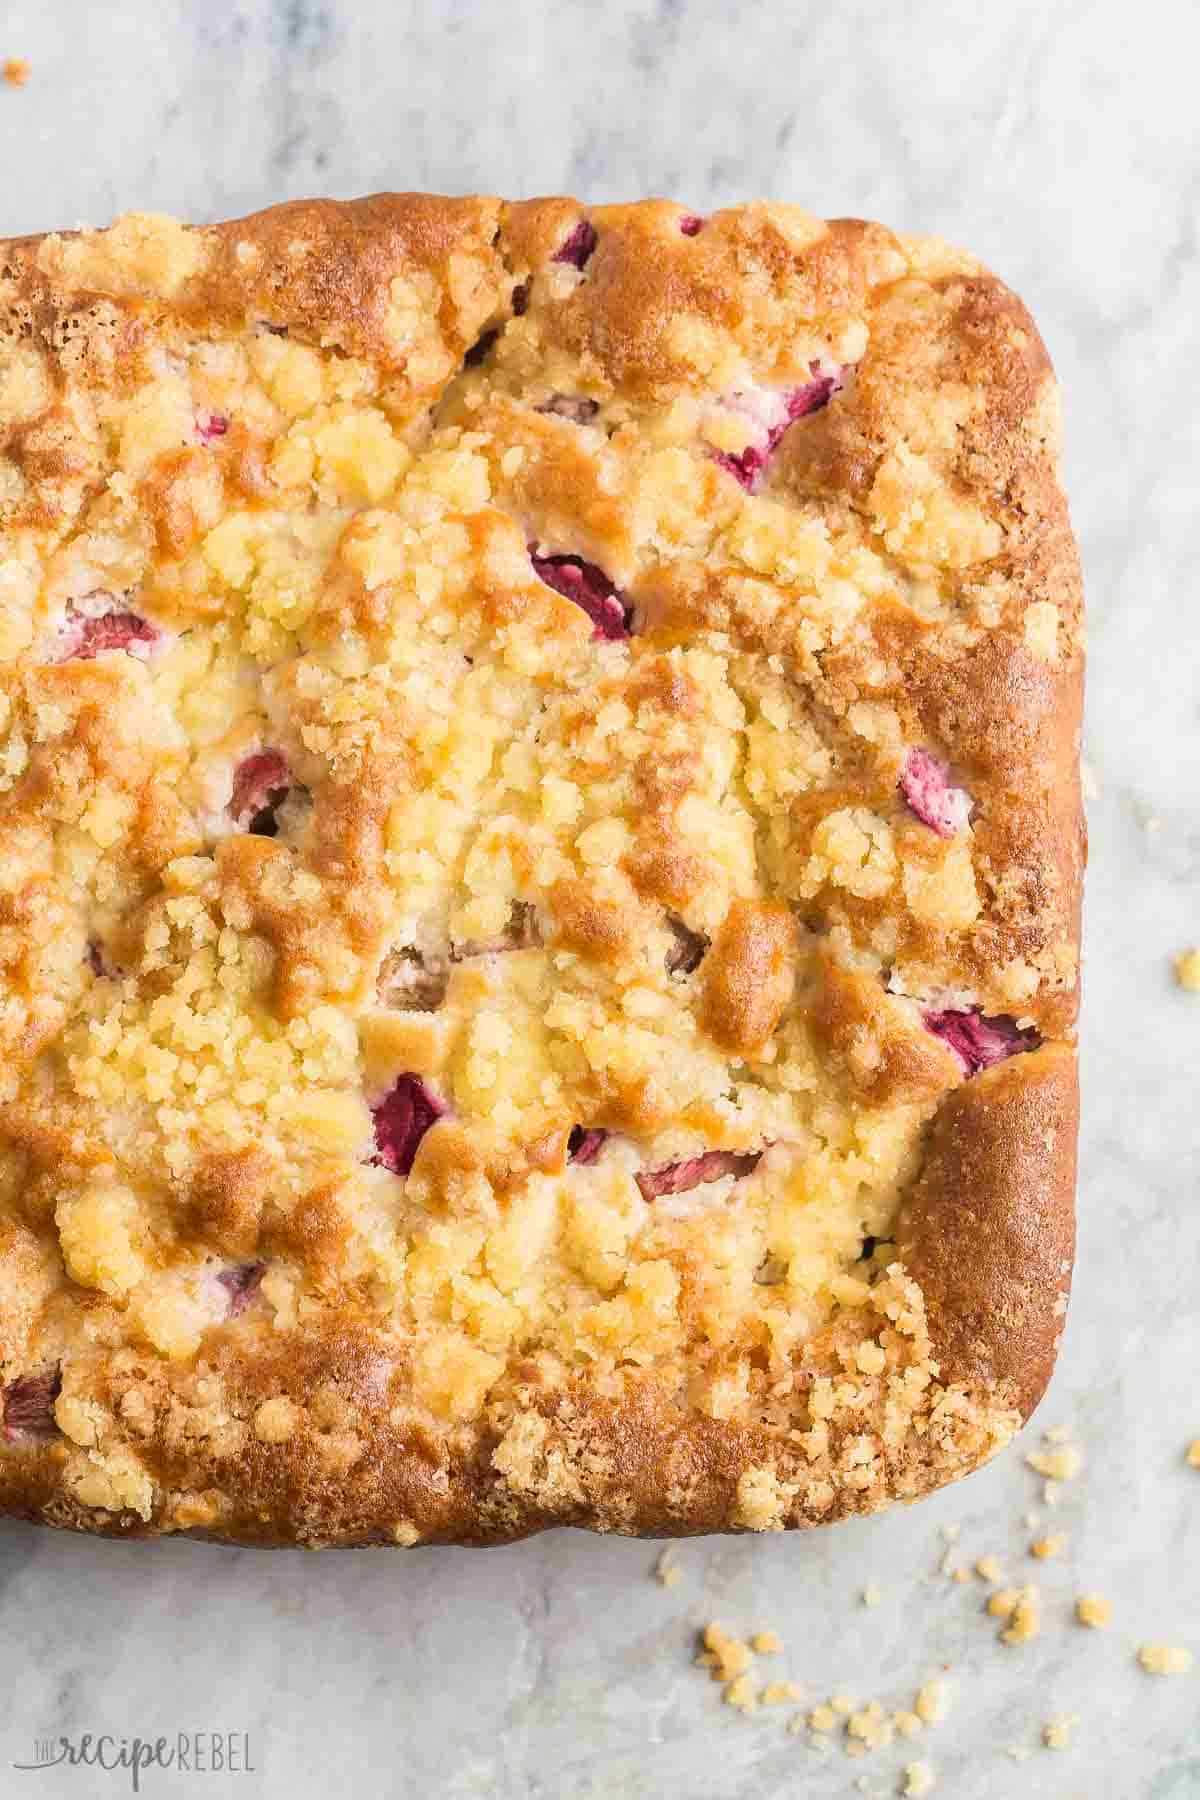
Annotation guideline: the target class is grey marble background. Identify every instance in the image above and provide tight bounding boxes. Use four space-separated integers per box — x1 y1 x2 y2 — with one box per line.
1 1 1197 1795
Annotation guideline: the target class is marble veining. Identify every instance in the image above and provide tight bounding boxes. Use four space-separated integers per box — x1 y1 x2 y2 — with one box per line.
1 1 1199 1794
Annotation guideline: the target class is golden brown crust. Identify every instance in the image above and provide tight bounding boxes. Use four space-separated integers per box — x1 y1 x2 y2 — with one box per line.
0 194 1082 1547
895 1043 1077 1419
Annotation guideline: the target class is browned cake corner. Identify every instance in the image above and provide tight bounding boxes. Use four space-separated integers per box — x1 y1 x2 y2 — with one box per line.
0 195 1083 1546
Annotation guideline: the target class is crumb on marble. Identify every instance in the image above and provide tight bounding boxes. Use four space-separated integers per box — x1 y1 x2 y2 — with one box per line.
655 1547 682 1587
751 1629 782 1654
974 1554 1004 1582
1175 951 1200 992
1042 1714 1078 1750
1030 1532 1068 1559
914 1678 947 1724
1075 1592 1112 1630
723 1673 760 1714
1186 1440 1200 1469
1026 1443 1083 1482
697 1622 753 1682
862 1583 883 1607
762 1680 803 1705
1137 1644 1193 1676
901 1761 935 1796
990 1585 1041 1645
847 1700 894 1752
3 57 30 87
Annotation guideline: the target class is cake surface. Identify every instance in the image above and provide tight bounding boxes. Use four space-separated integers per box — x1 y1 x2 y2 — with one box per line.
0 195 1083 1546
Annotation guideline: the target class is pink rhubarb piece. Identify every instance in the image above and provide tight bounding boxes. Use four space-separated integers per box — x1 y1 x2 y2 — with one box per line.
530 552 631 640
568 1127 609 1165
900 748 971 837
712 369 843 492
679 214 704 236
3 1367 62 1441
196 409 229 443
553 221 597 269
229 749 291 833
59 600 159 661
370 1075 446 1177
923 1007 1038 1076
636 1149 762 1201
217 1262 266 1318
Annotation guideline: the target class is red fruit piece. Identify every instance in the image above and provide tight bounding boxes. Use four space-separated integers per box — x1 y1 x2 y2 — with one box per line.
568 1127 609 1165
60 600 159 661
3 1366 62 1441
370 1074 446 1176
536 394 600 424
923 1007 1039 1076
636 1149 762 1201
230 749 290 835
899 748 971 837
553 220 597 269
530 552 631 640
217 1261 266 1318
712 370 843 492
679 214 705 236
196 409 229 443
664 914 709 977
377 947 449 1013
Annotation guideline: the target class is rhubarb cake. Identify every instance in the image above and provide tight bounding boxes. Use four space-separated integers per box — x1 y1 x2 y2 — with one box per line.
0 196 1083 1545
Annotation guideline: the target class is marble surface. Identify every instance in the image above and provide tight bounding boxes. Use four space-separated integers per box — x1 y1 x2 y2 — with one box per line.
1 1 1198 1794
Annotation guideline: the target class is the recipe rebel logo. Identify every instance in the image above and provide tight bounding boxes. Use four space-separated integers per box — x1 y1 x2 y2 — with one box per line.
13 1732 257 1791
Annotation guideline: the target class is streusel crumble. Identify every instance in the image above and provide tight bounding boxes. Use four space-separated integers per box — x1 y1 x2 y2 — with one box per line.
0 195 1082 1544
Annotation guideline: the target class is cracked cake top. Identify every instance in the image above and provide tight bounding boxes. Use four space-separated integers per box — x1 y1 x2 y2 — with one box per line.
0 196 1082 1544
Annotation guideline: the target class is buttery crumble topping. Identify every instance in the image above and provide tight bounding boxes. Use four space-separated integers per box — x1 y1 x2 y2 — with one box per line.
0 195 1082 1544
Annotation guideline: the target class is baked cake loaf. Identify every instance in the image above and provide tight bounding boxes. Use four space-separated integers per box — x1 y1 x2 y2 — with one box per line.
0 196 1083 1546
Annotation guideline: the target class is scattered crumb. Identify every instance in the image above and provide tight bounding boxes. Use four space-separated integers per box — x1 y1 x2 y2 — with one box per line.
654 1548 681 1588
1042 1423 1073 1444
1175 950 1200 992
1042 1713 1079 1750
1075 1593 1112 1630
1042 1480 1061 1507
901 1761 935 1797
1030 1533 1068 1560
848 1700 894 1752
1027 1444 1083 1482
974 1554 1004 1583
830 1693 856 1716
1186 1440 1200 1469
1006 1744 1033 1763
750 1629 781 1654
2 57 29 87
762 1680 803 1706
949 1565 971 1584
723 1673 759 1714
697 1623 753 1682
809 1703 839 1732
893 1711 923 1739
914 1678 947 1724
994 1585 1041 1645
862 1584 883 1608
787 1712 807 1737
939 1524 961 1542
1137 1644 1193 1676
